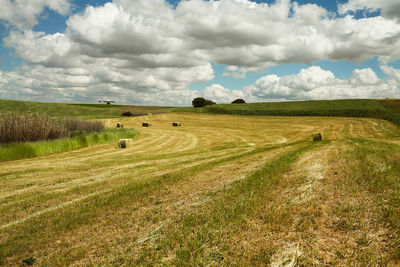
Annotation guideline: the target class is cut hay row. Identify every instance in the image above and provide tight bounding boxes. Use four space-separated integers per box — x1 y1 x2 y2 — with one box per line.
0 113 399 265
0 115 397 216
0 143 260 226
0 143 293 232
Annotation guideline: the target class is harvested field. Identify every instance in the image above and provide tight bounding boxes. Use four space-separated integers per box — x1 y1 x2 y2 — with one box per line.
0 113 399 265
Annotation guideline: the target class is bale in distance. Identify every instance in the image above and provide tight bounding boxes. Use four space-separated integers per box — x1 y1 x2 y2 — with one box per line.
142 122 151 127
312 133 322 141
117 123 124 128
118 138 133 148
172 122 181 127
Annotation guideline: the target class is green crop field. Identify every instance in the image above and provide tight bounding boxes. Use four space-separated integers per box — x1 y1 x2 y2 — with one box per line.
176 99 400 126
0 99 399 265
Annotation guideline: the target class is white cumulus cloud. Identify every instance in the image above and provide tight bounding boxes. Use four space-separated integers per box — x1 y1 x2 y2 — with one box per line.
339 0 400 20
243 66 399 101
0 0 71 29
201 84 245 103
1 0 400 104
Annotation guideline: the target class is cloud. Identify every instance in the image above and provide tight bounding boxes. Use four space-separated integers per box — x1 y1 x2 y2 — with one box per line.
349 68 381 85
10 0 400 68
222 66 256 79
339 0 400 20
381 65 400 83
0 62 214 105
243 66 399 101
201 84 244 103
0 0 71 30
1 0 400 104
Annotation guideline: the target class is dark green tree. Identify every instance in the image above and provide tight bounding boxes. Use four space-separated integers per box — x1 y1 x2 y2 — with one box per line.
192 97 215 107
231 98 246 104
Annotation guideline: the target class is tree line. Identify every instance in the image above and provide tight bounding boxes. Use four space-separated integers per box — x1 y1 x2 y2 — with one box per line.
192 97 245 107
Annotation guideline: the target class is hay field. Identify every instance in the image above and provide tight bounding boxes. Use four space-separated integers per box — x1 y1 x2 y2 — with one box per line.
1 113 400 265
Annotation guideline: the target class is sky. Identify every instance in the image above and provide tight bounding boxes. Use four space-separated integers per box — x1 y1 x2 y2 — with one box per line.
0 0 400 106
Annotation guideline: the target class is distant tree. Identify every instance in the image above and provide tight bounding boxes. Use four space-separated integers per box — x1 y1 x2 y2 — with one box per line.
205 99 216 106
121 111 133 117
192 97 216 108
231 99 246 104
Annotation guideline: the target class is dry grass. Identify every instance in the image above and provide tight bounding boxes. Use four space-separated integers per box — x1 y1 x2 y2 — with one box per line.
0 113 399 265
0 113 104 144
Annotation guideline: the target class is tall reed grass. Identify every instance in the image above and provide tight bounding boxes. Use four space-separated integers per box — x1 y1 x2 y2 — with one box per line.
0 113 104 144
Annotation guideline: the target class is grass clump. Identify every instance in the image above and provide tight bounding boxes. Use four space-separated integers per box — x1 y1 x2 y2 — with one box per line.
0 113 104 144
22 257 36 266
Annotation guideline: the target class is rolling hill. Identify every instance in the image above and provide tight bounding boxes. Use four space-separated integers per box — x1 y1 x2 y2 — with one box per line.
180 99 400 126
0 100 170 119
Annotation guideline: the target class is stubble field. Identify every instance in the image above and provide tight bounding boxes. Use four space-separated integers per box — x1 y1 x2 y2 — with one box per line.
1 112 400 265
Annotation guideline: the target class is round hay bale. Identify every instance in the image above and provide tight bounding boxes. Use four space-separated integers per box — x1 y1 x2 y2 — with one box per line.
142 122 151 127
118 138 133 148
172 122 181 127
312 133 322 141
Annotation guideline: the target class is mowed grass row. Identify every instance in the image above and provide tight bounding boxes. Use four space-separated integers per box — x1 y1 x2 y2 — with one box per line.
2 113 314 230
133 142 316 265
0 141 304 265
0 113 399 265
343 139 400 259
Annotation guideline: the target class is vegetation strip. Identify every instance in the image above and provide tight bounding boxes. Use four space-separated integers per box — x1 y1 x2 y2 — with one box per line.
0 129 139 162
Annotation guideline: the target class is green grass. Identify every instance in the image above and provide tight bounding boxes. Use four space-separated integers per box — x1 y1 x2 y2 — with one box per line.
0 129 139 162
347 139 400 230
68 103 170 110
342 139 400 260
378 99 400 113
0 99 125 119
3 99 400 124
0 99 173 119
173 99 400 125
68 103 137 109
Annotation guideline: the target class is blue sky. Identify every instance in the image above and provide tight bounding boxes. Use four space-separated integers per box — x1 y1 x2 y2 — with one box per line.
0 0 399 105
